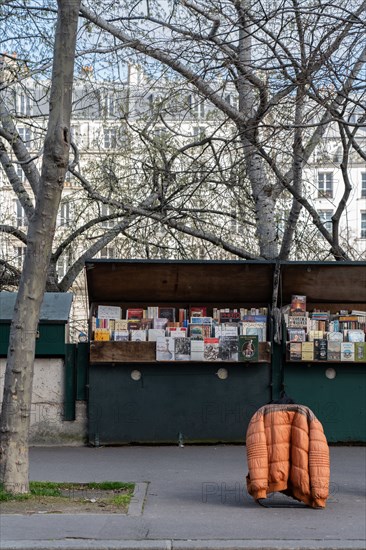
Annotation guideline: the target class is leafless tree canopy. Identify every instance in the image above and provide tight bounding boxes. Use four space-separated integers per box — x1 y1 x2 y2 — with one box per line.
1 0 366 295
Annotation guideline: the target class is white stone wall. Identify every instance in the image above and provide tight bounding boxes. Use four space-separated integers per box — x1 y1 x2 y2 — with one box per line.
0 358 87 445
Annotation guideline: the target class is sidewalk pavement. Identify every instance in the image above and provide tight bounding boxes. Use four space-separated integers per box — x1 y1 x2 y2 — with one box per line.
0 445 365 550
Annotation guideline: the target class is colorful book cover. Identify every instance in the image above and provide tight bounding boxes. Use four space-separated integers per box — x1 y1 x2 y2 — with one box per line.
288 315 308 328
219 310 241 323
289 342 302 361
190 306 207 318
288 329 306 342
127 320 141 331
203 338 220 361
354 342 366 362
341 342 355 361
126 308 145 320
94 328 110 341
238 335 259 362
189 323 211 339
190 316 212 325
290 295 307 316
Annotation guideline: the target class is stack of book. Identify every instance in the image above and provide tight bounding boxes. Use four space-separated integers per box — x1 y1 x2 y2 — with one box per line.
285 296 366 362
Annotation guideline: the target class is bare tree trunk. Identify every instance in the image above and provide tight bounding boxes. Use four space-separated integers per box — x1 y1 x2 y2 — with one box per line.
0 0 80 494
243 139 278 259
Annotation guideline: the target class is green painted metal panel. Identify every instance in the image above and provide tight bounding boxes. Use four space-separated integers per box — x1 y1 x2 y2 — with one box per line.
271 342 283 401
76 342 89 401
283 363 366 442
64 344 76 421
88 363 271 445
0 323 66 356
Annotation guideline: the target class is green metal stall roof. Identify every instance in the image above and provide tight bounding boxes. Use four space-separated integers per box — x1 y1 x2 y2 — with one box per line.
0 292 73 323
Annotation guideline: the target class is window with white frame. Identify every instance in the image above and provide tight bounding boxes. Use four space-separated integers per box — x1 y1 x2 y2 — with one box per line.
15 163 25 182
101 204 115 228
193 126 205 139
58 201 70 226
15 200 28 227
225 93 238 110
318 172 333 198
64 171 72 186
14 246 26 269
17 93 32 115
188 95 205 118
103 128 117 149
56 251 72 279
100 246 115 258
319 210 333 232
154 127 169 139
70 125 81 146
104 93 115 117
18 126 31 145
362 173 366 198
148 94 154 111
361 213 366 239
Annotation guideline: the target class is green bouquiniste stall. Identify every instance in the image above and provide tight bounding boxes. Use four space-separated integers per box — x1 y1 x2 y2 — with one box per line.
85 259 366 446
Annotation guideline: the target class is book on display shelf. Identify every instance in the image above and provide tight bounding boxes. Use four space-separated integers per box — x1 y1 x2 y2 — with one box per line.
238 335 259 362
203 338 220 361
156 336 175 361
219 336 239 361
158 307 176 322
314 339 327 360
113 330 129 341
289 342 302 361
290 295 307 316
341 342 354 361
174 337 191 361
126 308 145 320
327 341 341 361
354 342 366 362
190 306 207 318
130 330 147 342
347 330 365 343
190 340 205 361
97 305 122 320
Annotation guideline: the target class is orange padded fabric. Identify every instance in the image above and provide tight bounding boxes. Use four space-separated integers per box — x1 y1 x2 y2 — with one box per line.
246 404 330 508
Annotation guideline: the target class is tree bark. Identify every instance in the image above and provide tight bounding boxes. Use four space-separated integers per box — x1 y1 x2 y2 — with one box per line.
0 0 80 494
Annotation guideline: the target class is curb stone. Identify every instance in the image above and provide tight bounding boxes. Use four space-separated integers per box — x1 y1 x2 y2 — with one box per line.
1 540 366 550
127 482 149 517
